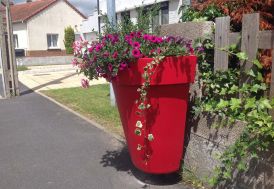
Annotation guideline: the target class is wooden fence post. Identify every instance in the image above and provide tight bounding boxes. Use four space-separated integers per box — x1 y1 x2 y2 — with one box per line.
240 13 259 83
6 2 19 96
0 2 10 98
214 16 230 71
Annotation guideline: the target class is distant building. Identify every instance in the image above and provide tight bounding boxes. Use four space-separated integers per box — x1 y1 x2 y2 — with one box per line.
78 10 98 42
11 0 86 57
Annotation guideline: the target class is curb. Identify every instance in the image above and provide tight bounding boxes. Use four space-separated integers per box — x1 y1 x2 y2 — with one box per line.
36 91 126 144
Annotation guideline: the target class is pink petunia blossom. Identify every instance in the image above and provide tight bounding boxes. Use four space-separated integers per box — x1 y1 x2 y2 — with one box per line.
136 31 142 38
150 36 157 43
72 58 79 66
103 51 110 58
130 32 135 38
81 79 89 88
108 64 113 72
119 62 128 71
143 34 150 41
132 48 142 58
132 41 141 48
95 44 102 52
112 51 118 59
156 37 163 43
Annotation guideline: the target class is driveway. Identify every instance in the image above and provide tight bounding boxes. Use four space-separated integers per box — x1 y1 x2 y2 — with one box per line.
0 84 192 189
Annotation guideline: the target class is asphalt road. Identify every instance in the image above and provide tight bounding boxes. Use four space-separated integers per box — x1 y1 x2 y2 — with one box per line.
0 84 192 189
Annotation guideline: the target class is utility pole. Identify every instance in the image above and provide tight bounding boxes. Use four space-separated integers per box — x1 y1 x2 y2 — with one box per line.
106 0 116 106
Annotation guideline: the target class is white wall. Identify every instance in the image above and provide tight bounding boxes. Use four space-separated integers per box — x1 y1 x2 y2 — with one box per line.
169 0 182 24
99 0 169 14
81 10 99 33
80 10 98 41
27 0 84 51
99 0 185 24
13 23 28 49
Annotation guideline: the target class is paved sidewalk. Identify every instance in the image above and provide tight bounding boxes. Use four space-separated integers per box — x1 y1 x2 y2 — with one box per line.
0 84 192 189
19 65 106 91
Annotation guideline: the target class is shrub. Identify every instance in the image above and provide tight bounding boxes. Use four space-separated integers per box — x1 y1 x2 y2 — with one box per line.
64 26 75 54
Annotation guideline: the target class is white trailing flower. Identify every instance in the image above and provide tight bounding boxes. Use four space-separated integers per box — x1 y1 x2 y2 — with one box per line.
148 134 154 141
136 121 143 128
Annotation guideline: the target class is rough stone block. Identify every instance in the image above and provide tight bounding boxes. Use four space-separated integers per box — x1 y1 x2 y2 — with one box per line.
159 21 214 40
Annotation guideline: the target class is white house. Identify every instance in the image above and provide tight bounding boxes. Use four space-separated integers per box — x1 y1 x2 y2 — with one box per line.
11 0 86 57
78 10 99 42
96 0 190 33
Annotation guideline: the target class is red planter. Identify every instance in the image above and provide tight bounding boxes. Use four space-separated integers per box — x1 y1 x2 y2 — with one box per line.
112 56 197 174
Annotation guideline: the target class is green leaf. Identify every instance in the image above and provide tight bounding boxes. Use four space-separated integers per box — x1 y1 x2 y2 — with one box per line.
244 97 256 110
237 162 247 171
248 69 256 77
236 52 248 61
217 99 229 109
230 98 241 110
229 44 237 51
260 99 272 109
257 72 263 81
250 84 261 93
252 59 263 69
135 128 142 136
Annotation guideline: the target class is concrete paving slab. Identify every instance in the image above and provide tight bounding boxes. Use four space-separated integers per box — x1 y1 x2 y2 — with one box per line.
0 84 193 189
18 65 107 91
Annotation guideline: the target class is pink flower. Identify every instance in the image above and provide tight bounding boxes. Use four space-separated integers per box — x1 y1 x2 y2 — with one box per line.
136 31 142 38
143 34 150 41
132 48 142 58
108 64 113 72
112 51 118 59
132 41 141 48
81 79 89 88
95 44 102 52
150 36 157 43
107 34 113 39
157 48 162 54
72 58 79 66
88 46 94 52
130 32 135 38
156 37 163 43
103 51 110 58
119 62 127 71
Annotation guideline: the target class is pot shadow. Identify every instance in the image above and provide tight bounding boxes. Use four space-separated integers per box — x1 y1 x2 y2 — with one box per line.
100 146 182 186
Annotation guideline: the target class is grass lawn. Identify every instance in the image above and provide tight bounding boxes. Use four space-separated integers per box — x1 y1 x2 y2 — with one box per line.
17 65 29 71
42 84 123 137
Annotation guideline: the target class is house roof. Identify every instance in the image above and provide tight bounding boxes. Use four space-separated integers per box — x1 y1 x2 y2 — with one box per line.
11 0 87 23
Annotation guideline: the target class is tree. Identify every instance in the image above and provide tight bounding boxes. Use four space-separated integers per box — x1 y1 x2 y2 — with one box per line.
64 26 75 54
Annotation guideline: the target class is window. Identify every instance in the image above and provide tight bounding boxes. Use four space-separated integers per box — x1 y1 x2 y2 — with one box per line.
121 11 130 23
47 34 58 48
13 34 18 49
149 2 169 32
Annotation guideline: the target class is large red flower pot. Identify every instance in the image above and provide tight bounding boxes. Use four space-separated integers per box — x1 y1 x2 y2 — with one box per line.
112 56 197 174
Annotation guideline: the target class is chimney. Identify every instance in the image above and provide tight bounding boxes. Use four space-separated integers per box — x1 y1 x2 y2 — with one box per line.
26 0 32 3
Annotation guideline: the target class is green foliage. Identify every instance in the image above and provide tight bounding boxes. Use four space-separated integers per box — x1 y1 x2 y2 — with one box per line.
17 65 29 72
194 44 274 186
179 3 224 22
64 26 75 54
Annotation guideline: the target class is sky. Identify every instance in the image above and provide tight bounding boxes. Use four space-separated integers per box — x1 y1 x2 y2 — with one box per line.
13 0 97 16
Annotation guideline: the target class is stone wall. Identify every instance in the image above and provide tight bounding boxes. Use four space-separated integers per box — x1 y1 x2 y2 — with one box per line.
160 22 274 189
16 56 73 66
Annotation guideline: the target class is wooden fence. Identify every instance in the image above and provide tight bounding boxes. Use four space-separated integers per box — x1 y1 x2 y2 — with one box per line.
214 13 274 98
